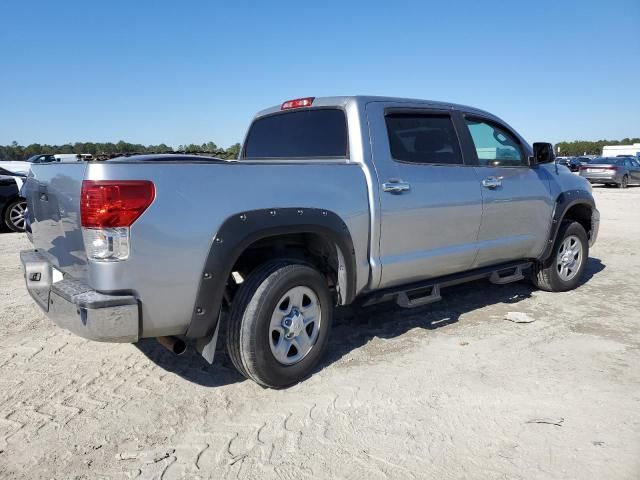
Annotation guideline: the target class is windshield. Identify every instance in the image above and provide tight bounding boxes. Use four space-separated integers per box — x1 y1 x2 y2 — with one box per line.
0 166 23 176
25 154 56 163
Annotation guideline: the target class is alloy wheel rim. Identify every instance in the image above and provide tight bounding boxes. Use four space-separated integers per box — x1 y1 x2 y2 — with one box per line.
556 235 583 282
9 202 26 231
269 285 321 365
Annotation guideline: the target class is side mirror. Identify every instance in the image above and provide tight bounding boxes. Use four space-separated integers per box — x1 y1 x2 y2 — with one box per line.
530 142 555 166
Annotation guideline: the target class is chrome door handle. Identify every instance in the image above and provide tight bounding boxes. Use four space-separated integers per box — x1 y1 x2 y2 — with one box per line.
383 181 411 194
481 176 503 189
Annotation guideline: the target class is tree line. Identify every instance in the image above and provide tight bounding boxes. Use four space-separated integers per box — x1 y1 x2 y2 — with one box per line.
0 141 242 161
1 137 639 161
555 138 640 156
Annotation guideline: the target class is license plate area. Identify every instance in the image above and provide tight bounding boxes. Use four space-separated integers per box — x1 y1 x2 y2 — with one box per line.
24 258 53 311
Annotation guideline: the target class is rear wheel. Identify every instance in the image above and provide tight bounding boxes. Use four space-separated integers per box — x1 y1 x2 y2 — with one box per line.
531 221 588 292
225 260 333 388
618 175 629 189
4 199 27 232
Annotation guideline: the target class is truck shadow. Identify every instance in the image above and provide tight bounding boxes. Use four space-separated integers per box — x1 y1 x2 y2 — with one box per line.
136 257 605 388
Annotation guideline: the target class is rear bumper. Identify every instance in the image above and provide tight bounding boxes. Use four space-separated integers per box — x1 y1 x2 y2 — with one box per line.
20 250 139 342
581 173 620 183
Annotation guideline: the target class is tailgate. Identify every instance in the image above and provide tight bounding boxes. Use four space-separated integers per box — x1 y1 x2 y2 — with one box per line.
25 163 88 280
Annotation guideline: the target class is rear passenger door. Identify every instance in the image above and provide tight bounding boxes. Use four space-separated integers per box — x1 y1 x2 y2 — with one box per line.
456 115 554 267
367 103 484 289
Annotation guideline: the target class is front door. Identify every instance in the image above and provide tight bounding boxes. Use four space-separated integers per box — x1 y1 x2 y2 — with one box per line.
367 103 484 289
458 115 554 267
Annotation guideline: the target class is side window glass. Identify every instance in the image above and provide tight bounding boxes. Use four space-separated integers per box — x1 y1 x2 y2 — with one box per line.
464 118 526 167
384 114 463 165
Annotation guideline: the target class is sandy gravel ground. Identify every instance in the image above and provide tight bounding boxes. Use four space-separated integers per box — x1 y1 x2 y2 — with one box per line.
0 186 639 480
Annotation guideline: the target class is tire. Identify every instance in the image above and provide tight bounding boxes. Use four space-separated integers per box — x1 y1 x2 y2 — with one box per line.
225 260 333 388
3 199 27 232
530 221 589 292
618 175 629 189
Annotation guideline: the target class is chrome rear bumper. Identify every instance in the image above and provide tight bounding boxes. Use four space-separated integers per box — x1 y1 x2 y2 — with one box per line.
20 250 139 342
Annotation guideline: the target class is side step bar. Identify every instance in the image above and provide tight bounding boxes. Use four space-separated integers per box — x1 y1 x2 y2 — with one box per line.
489 265 525 285
397 285 441 308
359 260 532 309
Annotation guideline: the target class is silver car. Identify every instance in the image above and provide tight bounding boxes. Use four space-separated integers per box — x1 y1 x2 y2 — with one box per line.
579 157 640 188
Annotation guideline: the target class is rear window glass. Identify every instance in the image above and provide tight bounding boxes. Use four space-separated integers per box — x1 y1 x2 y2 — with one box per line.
589 158 619 165
243 109 348 159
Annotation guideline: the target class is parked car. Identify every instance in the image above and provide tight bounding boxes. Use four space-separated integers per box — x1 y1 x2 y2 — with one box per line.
579 157 640 188
0 153 88 176
20 96 599 388
0 167 27 232
556 156 581 172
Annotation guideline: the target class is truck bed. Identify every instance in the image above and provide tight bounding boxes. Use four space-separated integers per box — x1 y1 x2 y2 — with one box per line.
24 156 371 338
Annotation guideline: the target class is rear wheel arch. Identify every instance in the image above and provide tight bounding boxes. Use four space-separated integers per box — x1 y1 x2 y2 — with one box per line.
185 208 356 339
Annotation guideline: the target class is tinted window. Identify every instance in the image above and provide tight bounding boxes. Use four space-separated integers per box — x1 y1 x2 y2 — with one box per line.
385 114 463 165
243 109 347 159
465 118 526 167
26 155 55 164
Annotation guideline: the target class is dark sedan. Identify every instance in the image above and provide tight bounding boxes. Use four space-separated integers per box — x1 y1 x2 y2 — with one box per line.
556 156 582 172
0 167 27 232
579 157 640 188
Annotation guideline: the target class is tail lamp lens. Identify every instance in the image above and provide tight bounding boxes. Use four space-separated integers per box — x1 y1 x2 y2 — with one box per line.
81 180 155 228
81 180 154 261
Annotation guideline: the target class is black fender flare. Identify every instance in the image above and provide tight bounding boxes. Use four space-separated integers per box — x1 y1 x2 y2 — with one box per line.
538 189 595 265
185 207 357 339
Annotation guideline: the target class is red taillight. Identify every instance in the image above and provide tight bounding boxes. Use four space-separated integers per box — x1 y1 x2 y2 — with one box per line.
579 166 587 170
81 180 155 228
281 97 315 110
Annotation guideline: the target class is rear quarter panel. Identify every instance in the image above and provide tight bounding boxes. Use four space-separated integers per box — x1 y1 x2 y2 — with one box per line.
85 161 371 337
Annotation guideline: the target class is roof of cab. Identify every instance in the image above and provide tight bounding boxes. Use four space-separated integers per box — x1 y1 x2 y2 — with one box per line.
254 95 497 120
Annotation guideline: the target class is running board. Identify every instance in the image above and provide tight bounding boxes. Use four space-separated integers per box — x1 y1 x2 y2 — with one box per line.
397 285 441 308
358 260 532 309
489 265 525 285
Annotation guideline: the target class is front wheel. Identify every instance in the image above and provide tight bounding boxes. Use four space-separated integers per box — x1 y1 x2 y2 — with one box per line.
531 221 589 292
225 261 333 388
4 199 27 232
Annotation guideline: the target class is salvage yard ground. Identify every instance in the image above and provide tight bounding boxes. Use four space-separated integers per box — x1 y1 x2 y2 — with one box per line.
1 187 639 479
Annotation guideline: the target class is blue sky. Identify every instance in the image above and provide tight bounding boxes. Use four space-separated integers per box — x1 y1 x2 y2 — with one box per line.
0 0 638 148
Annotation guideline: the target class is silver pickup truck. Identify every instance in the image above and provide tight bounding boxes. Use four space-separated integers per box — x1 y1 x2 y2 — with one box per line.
20 96 599 388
